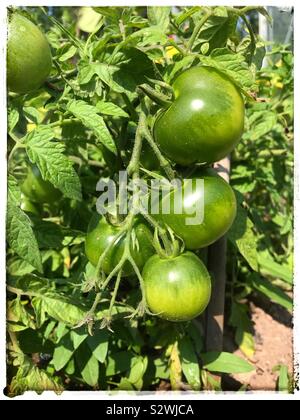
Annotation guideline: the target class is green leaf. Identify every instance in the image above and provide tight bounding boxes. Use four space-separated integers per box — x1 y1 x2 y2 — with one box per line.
106 351 133 376
8 275 90 326
147 7 171 31
175 7 201 26
7 202 42 272
229 302 255 358
96 100 129 117
24 126 82 200
58 45 77 62
8 175 21 205
78 7 102 33
67 99 117 154
178 336 201 390
8 106 19 133
201 351 254 374
31 297 47 328
70 328 88 350
273 364 290 392
75 342 99 387
198 9 238 52
258 253 293 285
87 329 109 363
127 356 148 388
228 202 258 271
52 332 74 371
250 274 293 311
10 356 63 397
200 47 256 92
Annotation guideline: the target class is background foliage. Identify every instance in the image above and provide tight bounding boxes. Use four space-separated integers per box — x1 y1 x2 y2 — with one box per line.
6 6 293 395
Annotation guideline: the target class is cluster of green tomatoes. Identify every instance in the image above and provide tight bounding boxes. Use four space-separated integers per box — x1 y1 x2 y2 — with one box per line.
8 12 245 323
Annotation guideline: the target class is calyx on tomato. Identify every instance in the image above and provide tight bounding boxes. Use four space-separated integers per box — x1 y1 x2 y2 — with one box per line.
153 66 245 165
143 251 211 322
85 214 154 276
152 167 236 250
7 13 52 94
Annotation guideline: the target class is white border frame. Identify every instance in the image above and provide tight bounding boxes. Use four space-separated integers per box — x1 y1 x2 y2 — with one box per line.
0 0 298 401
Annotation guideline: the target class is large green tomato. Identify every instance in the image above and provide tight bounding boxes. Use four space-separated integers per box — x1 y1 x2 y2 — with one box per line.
152 168 236 250
143 251 211 322
7 13 52 94
85 214 154 276
153 66 245 165
21 165 62 204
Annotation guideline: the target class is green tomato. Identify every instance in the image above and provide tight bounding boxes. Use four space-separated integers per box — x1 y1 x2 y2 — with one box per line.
143 251 211 322
7 13 52 94
153 66 245 165
85 214 154 276
21 165 62 204
152 168 236 250
20 193 39 215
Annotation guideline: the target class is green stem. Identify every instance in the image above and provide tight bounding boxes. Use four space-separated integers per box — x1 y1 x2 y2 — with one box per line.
241 15 256 64
105 269 123 323
188 10 212 51
142 124 175 180
127 114 143 176
138 84 172 108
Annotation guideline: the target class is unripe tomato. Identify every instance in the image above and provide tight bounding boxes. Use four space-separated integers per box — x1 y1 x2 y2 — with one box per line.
153 66 245 165
7 13 52 94
152 167 236 250
143 251 211 322
85 214 154 276
21 165 62 204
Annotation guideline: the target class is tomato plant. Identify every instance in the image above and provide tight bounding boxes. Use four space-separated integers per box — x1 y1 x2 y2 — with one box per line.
154 66 245 165
6 6 294 396
143 251 211 322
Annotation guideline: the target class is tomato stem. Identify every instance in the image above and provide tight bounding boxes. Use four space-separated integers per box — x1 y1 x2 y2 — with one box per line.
187 9 212 51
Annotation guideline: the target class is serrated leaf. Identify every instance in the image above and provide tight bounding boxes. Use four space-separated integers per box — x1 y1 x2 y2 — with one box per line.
96 100 128 117
67 99 116 154
8 175 21 205
147 7 170 31
10 357 63 397
8 275 91 326
198 10 238 52
200 47 256 92
7 202 42 272
202 351 254 374
228 203 258 271
24 126 82 200
87 329 109 363
178 336 201 390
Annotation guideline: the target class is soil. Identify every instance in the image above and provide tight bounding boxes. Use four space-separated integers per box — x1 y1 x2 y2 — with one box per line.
223 298 293 391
